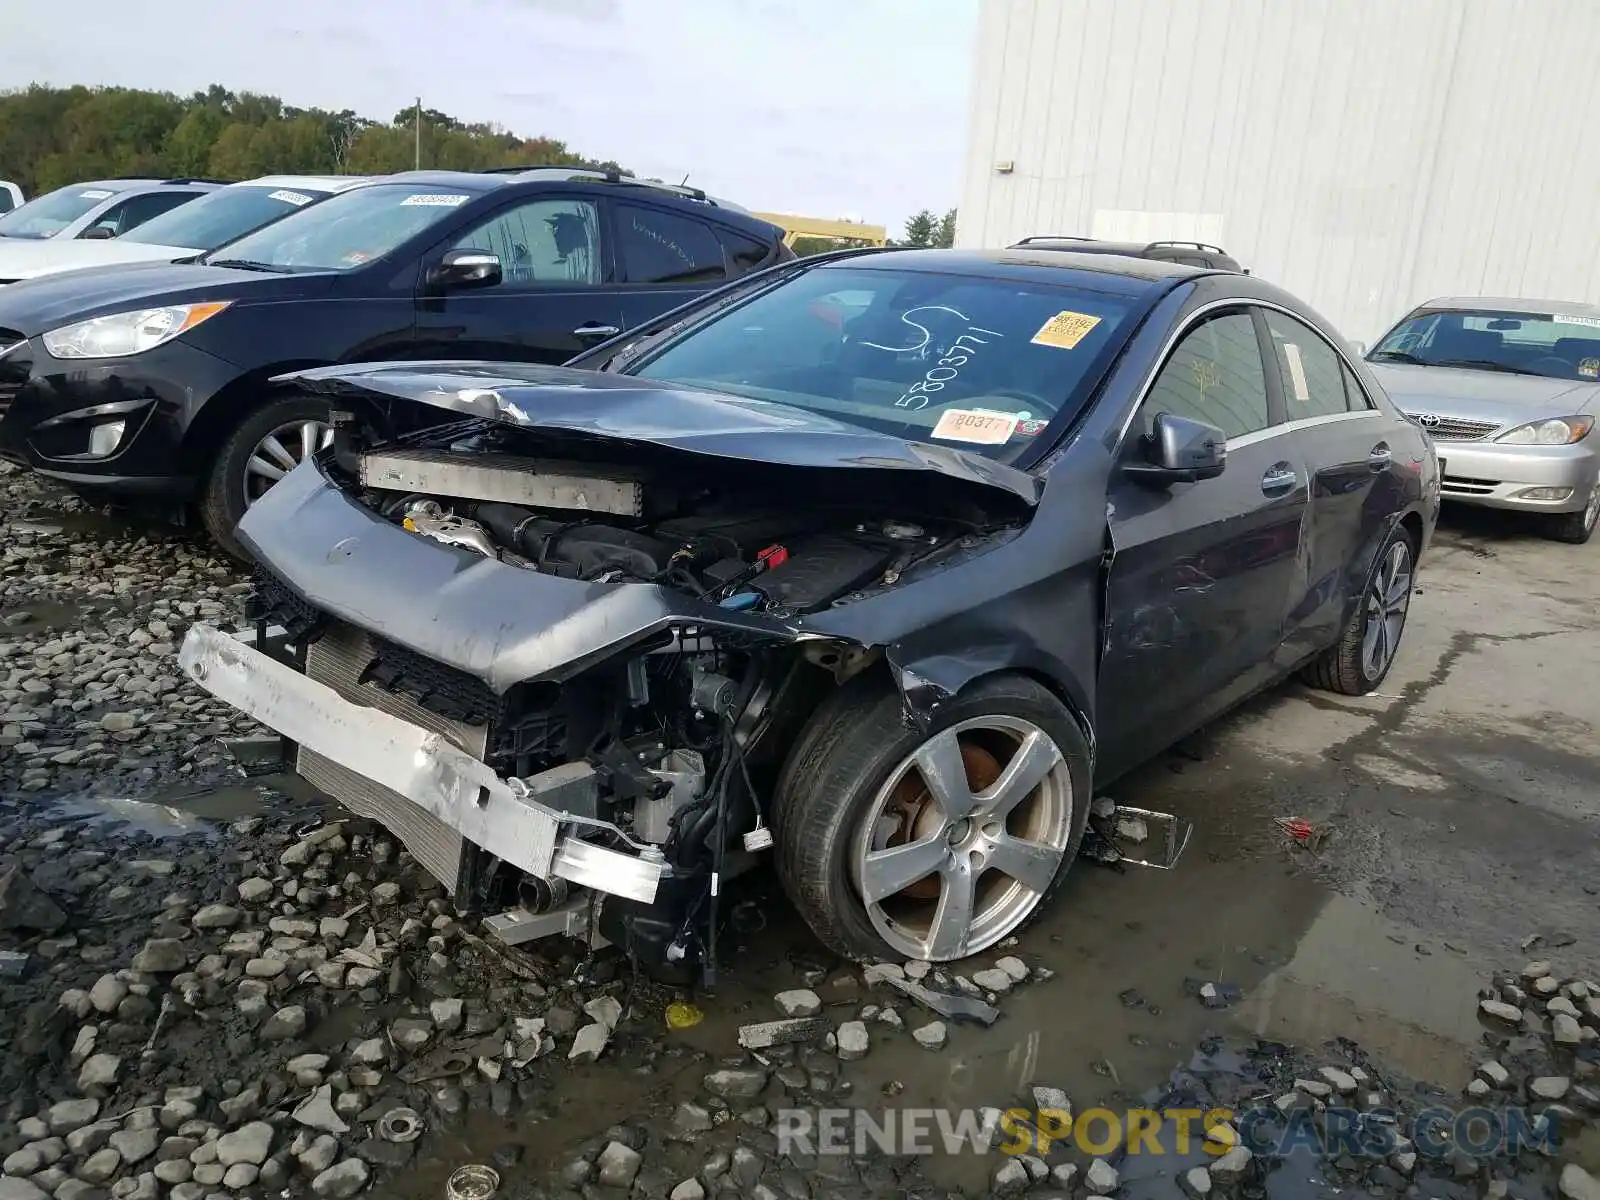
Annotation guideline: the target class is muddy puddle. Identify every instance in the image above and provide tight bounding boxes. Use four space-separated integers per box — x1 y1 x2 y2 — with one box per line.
17 771 324 838
6 504 164 541
376 761 1494 1198
0 596 87 634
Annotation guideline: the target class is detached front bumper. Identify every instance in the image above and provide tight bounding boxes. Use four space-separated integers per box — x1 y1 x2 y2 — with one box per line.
1434 439 1600 513
177 622 666 904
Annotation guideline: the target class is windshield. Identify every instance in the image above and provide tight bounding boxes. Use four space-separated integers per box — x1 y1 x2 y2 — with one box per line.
628 264 1139 459
202 182 473 272
0 183 121 240
121 184 330 251
1371 309 1600 381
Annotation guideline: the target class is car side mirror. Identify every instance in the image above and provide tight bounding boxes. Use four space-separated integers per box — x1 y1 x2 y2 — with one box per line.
82 224 116 240
1126 412 1227 486
426 248 502 291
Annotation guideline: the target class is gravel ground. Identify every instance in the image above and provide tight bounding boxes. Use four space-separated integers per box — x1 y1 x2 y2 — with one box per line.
0 467 1596 1200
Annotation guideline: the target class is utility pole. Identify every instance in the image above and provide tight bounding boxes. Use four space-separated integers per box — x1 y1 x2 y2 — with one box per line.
414 97 422 169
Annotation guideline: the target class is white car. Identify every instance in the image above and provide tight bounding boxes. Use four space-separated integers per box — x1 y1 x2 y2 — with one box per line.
0 175 374 285
0 178 218 243
0 182 22 214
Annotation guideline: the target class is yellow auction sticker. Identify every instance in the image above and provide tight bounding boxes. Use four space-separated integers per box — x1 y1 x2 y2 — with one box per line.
1031 310 1102 350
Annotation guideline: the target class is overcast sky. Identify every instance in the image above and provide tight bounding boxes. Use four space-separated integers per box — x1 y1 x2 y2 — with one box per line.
0 0 977 234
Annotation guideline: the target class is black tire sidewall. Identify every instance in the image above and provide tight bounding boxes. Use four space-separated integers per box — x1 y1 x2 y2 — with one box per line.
200 392 330 558
780 674 1092 962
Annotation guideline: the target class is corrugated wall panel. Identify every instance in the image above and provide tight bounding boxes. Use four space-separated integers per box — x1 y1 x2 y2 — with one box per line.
958 0 1599 341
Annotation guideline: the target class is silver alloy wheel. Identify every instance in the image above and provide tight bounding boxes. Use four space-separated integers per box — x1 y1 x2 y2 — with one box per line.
243 420 332 506
1361 540 1413 680
1584 482 1600 532
851 715 1074 961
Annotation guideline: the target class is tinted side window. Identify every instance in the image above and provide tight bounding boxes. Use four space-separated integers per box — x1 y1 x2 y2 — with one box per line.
1265 311 1351 418
617 204 726 285
452 198 601 288
94 192 196 237
716 227 772 275
1142 312 1271 440
1341 362 1374 410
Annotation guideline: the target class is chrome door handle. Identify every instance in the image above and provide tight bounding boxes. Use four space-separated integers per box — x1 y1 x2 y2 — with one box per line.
1261 465 1298 494
573 324 620 339
1367 443 1392 471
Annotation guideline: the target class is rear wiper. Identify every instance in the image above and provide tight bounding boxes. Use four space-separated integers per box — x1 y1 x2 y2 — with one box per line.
1369 349 1424 364
206 258 293 273
1431 358 1530 375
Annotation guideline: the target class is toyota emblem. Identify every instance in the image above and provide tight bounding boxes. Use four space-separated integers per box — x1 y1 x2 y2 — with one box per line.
1417 413 1441 428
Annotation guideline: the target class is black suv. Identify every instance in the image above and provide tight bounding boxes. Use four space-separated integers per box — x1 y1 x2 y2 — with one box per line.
0 168 792 556
1010 236 1245 272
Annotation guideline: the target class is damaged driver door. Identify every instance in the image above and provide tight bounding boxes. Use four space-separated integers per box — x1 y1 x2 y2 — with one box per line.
1096 307 1308 781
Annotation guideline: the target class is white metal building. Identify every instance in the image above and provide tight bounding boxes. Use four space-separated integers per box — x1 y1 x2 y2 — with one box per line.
957 0 1600 342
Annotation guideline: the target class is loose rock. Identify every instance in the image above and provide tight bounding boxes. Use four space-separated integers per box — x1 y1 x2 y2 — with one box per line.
214 1122 273 1167
1086 1158 1120 1194
774 989 822 1017
311 1159 370 1199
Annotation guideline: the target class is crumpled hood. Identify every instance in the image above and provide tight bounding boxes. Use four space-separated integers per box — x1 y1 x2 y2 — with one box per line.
1369 361 1600 423
280 360 1044 507
0 237 198 282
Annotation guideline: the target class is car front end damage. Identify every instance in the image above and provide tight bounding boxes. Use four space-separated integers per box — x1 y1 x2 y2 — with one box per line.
177 363 1065 974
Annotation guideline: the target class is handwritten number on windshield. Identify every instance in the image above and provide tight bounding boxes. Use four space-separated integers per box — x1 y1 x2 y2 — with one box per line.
859 305 972 353
893 327 1004 410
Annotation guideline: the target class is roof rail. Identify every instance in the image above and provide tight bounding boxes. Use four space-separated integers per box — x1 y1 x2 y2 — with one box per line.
482 166 752 215
159 177 230 187
1145 240 1228 255
1010 234 1095 245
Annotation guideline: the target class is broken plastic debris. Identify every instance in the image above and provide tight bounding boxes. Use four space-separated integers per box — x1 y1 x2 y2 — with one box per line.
1099 805 1193 869
1274 815 1328 851
737 1016 831 1050
879 973 1000 1026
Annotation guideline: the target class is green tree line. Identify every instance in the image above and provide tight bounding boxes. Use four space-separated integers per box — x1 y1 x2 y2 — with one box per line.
0 84 629 194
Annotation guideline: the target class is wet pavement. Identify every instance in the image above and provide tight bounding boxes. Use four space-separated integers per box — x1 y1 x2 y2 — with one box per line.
0 482 1597 1198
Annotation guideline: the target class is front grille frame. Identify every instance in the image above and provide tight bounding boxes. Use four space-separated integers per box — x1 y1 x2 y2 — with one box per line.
1404 412 1502 441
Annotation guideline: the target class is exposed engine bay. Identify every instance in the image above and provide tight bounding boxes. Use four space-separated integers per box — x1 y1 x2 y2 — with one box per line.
206 406 1026 978
352 425 967 616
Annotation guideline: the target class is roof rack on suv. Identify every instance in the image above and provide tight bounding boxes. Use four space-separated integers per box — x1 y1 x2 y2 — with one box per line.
1144 240 1228 255
1011 234 1093 245
478 166 754 216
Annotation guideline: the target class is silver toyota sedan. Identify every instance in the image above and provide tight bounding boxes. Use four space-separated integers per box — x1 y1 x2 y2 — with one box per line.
1365 297 1600 543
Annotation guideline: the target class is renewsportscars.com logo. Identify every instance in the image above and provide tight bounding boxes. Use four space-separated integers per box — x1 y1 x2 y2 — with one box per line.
774 1104 1560 1158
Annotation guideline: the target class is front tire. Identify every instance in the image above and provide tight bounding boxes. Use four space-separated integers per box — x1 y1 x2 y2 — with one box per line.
772 673 1091 963
1301 526 1416 696
1543 481 1600 545
199 393 333 562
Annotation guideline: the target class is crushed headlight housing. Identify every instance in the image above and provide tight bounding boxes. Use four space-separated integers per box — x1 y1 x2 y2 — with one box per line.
42 301 231 360
1493 415 1595 446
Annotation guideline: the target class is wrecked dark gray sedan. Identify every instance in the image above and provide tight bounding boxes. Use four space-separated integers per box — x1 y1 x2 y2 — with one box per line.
177 247 1439 971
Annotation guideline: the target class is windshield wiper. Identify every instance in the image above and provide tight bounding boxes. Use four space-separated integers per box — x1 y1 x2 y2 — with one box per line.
206 258 293 273
1370 349 1424 365
1431 358 1532 376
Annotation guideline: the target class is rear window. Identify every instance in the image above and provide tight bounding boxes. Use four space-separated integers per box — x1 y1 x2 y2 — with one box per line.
617 204 727 285
122 184 333 251
629 264 1141 459
716 227 772 274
